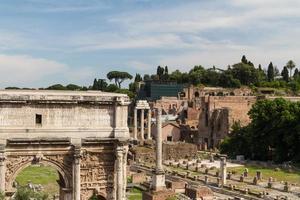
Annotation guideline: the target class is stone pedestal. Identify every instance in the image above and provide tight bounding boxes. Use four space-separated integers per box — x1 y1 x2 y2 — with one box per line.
152 172 166 191
142 190 174 200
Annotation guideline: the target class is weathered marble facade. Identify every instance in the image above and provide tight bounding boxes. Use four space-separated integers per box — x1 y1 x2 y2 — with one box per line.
0 90 130 200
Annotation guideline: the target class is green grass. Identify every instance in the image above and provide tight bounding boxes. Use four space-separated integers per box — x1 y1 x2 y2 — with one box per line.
128 188 142 200
228 165 300 184
15 165 59 196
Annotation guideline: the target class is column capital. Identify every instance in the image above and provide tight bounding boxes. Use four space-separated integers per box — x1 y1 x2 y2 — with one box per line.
0 154 5 163
73 146 82 164
116 146 124 157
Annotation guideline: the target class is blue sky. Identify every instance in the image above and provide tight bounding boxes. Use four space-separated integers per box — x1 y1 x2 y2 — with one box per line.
0 0 299 88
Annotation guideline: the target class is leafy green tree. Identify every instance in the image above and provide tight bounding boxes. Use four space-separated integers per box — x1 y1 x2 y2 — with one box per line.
105 84 119 92
169 70 183 83
189 65 206 85
281 66 289 82
218 73 241 88
107 71 133 88
162 66 169 81
134 74 143 82
156 66 164 80
164 66 168 75
267 62 274 81
66 84 82 90
92 79 107 90
98 79 108 90
5 87 20 90
47 84 66 90
143 74 151 81
129 82 138 93
92 78 98 90
202 69 220 86
151 74 159 81
293 68 299 78
286 60 296 78
230 62 260 85
247 61 254 66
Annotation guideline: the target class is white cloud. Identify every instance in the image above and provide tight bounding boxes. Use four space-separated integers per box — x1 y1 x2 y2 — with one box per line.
69 33 185 51
0 54 68 87
127 60 153 72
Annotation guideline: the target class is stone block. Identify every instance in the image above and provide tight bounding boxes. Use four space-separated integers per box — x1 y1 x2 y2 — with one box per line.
185 186 214 200
142 190 174 200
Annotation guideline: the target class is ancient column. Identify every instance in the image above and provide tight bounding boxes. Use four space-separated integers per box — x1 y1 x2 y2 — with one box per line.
152 108 166 191
156 108 163 171
0 153 5 192
147 109 151 140
116 146 124 200
140 109 145 141
73 145 81 200
220 157 227 185
122 146 128 200
134 108 138 140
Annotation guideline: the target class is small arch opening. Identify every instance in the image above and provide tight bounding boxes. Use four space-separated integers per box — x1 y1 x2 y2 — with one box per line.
11 161 70 200
90 194 107 200
14 165 61 199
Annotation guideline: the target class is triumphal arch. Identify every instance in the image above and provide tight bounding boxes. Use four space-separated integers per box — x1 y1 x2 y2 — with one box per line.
0 90 130 200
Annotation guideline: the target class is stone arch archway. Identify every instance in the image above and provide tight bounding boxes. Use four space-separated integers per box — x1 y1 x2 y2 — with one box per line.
6 157 72 191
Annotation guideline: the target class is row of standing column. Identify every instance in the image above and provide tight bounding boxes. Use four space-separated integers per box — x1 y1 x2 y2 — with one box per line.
133 108 151 141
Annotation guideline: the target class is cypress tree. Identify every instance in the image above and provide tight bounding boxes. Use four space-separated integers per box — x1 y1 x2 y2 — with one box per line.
241 55 248 64
293 68 299 78
267 62 274 81
92 78 98 90
281 66 289 82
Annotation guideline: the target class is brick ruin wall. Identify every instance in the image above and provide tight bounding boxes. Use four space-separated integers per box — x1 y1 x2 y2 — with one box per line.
162 142 198 160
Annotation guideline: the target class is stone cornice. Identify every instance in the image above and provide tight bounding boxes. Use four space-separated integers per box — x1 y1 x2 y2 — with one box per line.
0 90 130 105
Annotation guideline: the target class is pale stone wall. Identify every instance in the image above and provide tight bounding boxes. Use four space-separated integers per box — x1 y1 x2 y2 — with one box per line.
0 104 114 128
152 123 181 142
0 90 130 139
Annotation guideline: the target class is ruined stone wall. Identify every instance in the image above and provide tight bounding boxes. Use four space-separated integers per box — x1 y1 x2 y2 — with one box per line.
162 142 197 160
197 96 257 148
151 98 186 114
207 96 256 126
